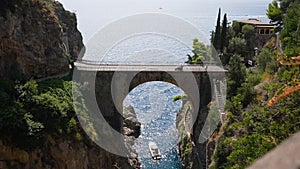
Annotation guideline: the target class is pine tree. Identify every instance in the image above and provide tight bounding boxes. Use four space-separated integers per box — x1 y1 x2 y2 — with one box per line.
213 8 221 51
220 13 228 53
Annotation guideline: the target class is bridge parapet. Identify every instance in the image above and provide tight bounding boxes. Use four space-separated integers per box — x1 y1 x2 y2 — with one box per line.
74 62 227 73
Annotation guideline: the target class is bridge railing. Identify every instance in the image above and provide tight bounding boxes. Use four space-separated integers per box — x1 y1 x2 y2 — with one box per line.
78 59 222 66
213 79 226 124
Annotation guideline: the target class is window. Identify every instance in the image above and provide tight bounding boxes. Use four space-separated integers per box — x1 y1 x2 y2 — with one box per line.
260 29 264 34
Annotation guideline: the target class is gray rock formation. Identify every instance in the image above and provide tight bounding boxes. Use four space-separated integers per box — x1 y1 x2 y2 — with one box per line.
0 135 135 169
0 0 83 79
176 99 213 169
0 1 141 169
123 105 141 138
123 105 141 168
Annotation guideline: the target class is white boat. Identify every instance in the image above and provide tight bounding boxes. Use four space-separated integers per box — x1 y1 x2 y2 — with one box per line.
148 141 162 160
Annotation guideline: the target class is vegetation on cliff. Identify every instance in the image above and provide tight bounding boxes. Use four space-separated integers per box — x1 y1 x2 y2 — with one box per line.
0 1 144 169
0 0 88 152
210 1 300 168
0 0 22 16
0 77 139 169
0 76 87 150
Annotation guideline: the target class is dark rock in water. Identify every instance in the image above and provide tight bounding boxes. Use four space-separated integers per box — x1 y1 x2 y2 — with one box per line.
123 105 141 138
123 105 141 168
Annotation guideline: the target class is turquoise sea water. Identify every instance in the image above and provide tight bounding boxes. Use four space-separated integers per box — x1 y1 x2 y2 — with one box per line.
124 82 183 169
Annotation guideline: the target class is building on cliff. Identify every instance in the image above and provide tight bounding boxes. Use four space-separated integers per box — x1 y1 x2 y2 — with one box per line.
233 18 276 36
232 18 277 66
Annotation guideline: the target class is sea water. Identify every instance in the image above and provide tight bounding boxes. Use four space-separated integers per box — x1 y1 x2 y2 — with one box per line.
123 82 184 169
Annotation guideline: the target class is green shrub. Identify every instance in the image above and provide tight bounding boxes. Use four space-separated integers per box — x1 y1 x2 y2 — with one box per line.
173 95 182 102
0 76 87 150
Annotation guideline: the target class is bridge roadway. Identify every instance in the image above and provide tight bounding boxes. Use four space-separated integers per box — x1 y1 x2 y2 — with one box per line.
75 62 226 72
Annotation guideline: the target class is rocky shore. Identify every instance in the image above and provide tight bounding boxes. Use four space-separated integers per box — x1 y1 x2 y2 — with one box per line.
176 99 216 169
123 105 142 168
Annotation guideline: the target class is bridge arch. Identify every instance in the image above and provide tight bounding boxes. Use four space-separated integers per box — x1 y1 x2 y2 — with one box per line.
92 70 213 132
112 71 200 126
72 65 226 159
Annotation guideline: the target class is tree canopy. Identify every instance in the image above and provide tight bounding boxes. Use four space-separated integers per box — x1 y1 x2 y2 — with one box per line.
211 2 300 169
213 8 222 51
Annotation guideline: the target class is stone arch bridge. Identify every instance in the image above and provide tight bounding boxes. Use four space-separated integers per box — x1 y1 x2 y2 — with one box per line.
74 62 226 139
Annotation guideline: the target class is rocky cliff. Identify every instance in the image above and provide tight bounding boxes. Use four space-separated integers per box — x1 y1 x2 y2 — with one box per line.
176 99 216 169
123 105 141 168
0 135 135 169
0 1 141 169
0 0 83 79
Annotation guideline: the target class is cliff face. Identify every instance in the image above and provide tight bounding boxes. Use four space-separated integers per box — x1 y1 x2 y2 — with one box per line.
123 105 141 168
0 135 134 169
0 0 83 79
0 1 139 169
0 106 141 169
176 100 214 169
